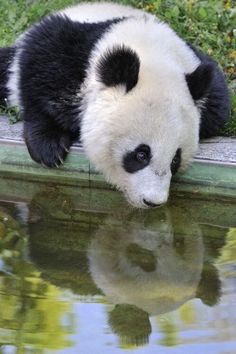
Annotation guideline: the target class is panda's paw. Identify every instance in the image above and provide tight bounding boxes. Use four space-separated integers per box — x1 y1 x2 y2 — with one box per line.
25 130 73 168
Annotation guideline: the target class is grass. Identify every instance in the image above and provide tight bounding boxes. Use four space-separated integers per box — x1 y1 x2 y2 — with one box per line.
0 0 235 135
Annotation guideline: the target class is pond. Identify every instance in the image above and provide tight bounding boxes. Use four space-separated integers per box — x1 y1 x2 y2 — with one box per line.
0 182 235 354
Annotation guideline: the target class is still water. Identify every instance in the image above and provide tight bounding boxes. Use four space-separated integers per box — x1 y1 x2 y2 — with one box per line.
0 189 236 354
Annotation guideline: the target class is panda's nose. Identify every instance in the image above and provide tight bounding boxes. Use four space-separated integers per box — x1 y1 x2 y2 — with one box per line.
143 199 162 208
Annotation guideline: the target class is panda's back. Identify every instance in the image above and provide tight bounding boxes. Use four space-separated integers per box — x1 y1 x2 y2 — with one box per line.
59 2 153 23
7 2 199 110
6 12 122 109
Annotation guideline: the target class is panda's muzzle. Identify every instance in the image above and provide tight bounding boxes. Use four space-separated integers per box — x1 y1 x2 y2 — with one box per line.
143 199 163 208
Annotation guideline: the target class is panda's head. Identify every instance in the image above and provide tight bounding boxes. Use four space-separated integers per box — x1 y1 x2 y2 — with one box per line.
81 44 213 208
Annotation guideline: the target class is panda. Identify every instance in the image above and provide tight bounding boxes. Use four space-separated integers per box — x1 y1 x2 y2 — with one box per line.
0 2 230 208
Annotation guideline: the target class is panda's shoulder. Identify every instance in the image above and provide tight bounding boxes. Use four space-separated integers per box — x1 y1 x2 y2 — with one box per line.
22 14 95 46
19 13 119 60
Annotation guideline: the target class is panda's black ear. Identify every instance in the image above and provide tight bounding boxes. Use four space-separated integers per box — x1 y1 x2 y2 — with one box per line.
97 45 140 92
186 63 214 101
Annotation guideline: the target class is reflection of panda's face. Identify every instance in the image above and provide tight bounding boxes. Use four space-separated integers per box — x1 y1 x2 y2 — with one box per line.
88 212 204 315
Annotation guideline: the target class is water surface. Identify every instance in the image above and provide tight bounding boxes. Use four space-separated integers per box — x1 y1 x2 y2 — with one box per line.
0 190 235 354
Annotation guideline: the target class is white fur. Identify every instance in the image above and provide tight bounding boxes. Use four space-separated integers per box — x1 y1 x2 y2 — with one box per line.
6 45 22 107
59 2 155 22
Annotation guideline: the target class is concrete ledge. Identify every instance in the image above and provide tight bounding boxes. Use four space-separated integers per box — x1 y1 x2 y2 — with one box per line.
1 116 236 163
0 116 236 200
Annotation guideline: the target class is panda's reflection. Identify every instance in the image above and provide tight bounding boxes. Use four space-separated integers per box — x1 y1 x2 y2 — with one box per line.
88 210 204 315
28 192 224 347
86 209 224 346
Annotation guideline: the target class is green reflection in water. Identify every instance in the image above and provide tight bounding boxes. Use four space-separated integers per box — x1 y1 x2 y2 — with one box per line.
158 318 178 347
218 228 236 267
0 188 235 352
0 208 72 353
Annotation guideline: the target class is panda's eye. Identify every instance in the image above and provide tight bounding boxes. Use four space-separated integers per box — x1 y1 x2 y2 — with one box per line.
123 144 151 173
136 150 149 162
171 148 182 175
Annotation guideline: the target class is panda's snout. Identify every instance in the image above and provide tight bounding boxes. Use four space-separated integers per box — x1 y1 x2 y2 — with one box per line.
126 168 171 208
143 199 164 208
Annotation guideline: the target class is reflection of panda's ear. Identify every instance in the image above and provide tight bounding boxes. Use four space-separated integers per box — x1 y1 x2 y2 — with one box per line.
97 46 140 92
196 262 221 306
186 63 214 101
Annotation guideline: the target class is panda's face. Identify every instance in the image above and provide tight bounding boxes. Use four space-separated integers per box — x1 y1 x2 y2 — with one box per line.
82 94 198 208
102 100 198 208
81 45 212 208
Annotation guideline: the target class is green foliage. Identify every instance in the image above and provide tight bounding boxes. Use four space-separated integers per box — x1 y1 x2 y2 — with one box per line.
0 104 21 123
0 0 235 134
0 0 80 46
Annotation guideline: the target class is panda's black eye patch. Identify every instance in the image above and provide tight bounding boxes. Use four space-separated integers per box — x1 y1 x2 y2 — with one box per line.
123 144 151 173
171 148 182 175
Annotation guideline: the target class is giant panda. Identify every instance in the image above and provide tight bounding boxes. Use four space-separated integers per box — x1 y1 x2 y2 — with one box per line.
0 2 230 208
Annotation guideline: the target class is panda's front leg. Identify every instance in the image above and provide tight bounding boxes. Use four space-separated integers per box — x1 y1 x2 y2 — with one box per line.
23 118 75 168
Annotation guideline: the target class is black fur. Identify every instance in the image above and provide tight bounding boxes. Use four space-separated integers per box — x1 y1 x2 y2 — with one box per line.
170 148 181 175
123 144 151 173
97 45 140 92
186 63 214 101
124 146 182 176
18 14 121 167
0 47 15 106
187 45 230 139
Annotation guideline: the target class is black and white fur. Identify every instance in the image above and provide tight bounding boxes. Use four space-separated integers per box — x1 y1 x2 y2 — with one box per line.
0 2 230 208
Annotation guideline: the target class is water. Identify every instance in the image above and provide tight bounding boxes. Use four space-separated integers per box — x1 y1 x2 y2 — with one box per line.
0 188 235 354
